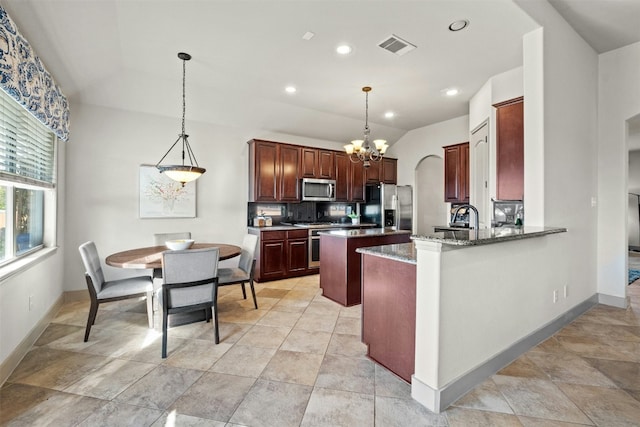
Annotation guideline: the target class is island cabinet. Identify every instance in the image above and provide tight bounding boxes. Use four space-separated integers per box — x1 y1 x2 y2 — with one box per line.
319 229 411 306
248 139 300 202
251 228 309 282
443 142 469 203
360 246 416 383
494 97 524 201
300 147 334 179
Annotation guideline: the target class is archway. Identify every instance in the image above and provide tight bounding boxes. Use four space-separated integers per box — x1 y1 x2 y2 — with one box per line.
415 155 446 235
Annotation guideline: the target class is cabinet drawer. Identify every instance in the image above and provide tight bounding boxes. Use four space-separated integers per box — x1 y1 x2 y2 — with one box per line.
261 230 286 241
287 229 308 239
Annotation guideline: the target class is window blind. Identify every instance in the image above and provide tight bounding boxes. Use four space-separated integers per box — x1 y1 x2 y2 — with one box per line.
0 89 55 188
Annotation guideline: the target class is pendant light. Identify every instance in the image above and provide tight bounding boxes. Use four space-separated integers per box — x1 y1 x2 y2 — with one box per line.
156 52 205 186
344 86 388 168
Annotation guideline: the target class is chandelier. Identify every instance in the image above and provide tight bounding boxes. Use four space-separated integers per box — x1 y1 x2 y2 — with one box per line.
344 86 388 168
156 52 206 186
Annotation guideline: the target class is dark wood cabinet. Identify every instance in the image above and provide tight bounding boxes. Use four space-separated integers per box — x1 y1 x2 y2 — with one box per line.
444 142 469 203
365 161 381 184
279 144 300 201
300 148 334 179
494 97 524 201
286 230 308 274
248 140 299 202
249 139 395 203
382 158 397 184
253 228 309 282
334 152 350 201
349 162 366 202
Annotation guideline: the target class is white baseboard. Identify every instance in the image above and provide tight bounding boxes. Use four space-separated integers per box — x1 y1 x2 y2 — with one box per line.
411 294 598 413
0 295 64 386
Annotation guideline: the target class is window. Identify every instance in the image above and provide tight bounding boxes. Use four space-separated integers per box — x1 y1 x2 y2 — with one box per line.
0 88 56 266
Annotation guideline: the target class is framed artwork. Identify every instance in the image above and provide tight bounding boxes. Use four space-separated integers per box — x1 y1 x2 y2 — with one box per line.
139 164 196 218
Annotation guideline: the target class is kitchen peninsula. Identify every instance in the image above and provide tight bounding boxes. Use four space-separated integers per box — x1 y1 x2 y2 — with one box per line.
357 225 576 413
319 228 411 306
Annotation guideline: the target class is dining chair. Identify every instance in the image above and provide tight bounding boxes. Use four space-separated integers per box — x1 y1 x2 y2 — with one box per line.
161 247 220 357
152 232 192 278
78 241 154 342
217 234 259 309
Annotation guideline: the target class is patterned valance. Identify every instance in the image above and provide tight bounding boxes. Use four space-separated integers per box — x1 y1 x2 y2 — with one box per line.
0 7 69 141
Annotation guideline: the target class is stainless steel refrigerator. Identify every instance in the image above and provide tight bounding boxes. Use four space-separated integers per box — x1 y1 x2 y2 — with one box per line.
362 183 413 230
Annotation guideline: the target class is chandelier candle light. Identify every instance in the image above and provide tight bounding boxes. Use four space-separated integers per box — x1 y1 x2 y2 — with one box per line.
344 86 388 168
156 52 206 186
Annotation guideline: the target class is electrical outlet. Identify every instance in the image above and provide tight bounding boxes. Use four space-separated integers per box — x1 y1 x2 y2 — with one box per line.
553 290 558 303
564 285 568 298
29 295 33 311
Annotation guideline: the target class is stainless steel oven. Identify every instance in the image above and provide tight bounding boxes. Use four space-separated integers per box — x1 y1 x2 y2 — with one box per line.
308 227 344 268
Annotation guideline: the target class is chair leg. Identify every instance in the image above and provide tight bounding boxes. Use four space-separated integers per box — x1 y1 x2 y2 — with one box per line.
249 279 258 309
162 310 168 358
241 283 247 299
213 286 220 344
84 300 99 342
146 291 154 329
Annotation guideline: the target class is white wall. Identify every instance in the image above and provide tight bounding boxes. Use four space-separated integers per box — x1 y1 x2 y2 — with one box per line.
516 0 599 305
0 141 66 367
63 102 346 291
597 42 640 299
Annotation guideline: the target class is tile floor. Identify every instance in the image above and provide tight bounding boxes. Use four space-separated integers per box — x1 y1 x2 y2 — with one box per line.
2 275 640 426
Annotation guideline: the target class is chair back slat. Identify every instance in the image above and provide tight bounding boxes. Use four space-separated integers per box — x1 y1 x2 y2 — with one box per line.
78 241 105 294
238 234 258 274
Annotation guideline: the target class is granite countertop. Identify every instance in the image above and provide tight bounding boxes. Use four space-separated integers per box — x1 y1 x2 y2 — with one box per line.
412 225 567 246
356 242 416 264
319 228 412 238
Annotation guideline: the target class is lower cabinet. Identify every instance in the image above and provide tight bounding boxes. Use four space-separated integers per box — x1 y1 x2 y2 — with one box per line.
252 228 311 282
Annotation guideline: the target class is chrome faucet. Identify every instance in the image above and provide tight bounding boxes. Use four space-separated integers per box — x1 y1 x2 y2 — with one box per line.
453 204 479 239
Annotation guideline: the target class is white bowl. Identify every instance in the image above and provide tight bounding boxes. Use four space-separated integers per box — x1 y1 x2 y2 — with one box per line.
165 239 195 250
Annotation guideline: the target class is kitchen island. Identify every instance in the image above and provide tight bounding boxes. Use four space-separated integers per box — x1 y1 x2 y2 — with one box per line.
405 225 595 414
319 228 411 306
357 242 416 383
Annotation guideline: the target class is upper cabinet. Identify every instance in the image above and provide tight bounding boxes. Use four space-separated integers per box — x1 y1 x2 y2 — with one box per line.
248 139 299 202
494 97 524 201
249 139 396 202
300 148 335 179
444 142 469 203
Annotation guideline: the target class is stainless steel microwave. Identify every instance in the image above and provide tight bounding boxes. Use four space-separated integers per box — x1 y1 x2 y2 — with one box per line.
301 178 336 202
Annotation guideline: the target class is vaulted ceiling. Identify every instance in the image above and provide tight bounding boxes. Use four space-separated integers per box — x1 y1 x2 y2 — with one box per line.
2 0 638 146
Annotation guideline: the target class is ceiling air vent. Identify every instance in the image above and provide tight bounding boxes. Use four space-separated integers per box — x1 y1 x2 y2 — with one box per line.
378 34 417 56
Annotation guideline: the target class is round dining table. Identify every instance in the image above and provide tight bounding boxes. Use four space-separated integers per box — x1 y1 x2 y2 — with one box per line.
105 243 241 269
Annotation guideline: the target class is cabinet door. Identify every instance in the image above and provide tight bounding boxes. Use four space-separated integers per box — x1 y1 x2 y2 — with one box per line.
261 240 286 280
279 145 300 201
287 239 308 273
495 97 524 201
318 150 335 179
382 158 397 184
252 140 278 202
334 152 350 201
300 148 318 178
365 161 381 184
349 162 366 202
444 145 461 202
460 143 470 202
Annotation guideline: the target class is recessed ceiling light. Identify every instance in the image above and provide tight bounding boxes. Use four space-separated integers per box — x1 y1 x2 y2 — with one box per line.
448 19 469 32
336 44 352 55
302 31 315 41
444 88 459 96
285 86 297 94
384 111 395 119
